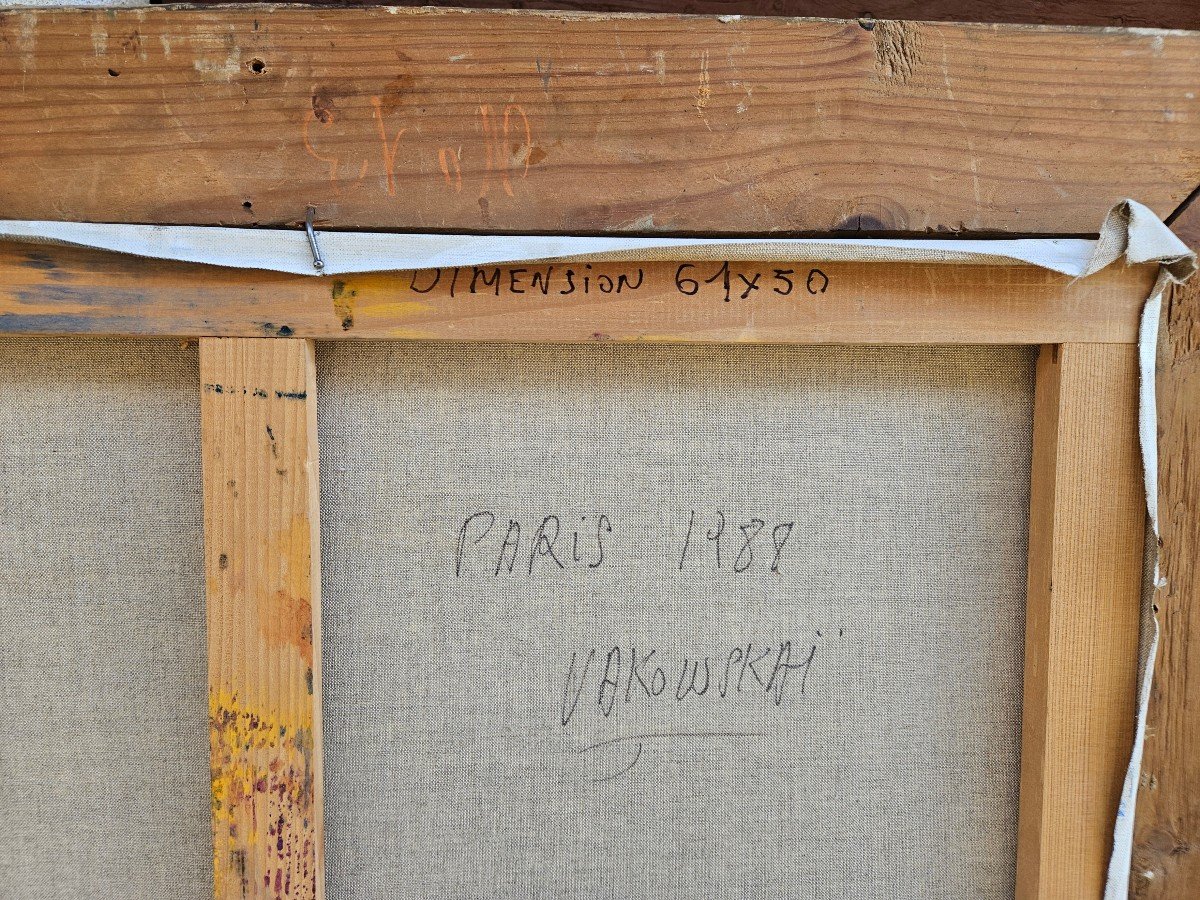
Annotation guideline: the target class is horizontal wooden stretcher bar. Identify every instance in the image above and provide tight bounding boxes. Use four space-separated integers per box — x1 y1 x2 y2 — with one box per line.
0 241 1155 343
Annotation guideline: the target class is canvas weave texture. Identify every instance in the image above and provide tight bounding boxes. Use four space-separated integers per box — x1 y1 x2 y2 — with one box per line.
316 342 1036 900
0 338 211 900
0 339 1036 899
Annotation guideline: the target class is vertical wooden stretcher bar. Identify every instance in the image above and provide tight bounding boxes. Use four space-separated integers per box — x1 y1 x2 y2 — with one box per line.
200 338 325 900
1017 343 1146 898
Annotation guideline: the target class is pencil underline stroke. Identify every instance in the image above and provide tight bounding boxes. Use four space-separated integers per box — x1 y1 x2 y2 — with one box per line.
581 730 764 781
578 730 764 755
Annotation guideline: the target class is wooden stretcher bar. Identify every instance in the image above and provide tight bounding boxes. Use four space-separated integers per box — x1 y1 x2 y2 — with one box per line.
0 241 1155 344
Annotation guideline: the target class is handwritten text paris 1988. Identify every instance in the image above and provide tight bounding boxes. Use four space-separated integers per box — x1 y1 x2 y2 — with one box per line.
453 509 832 737
454 509 799 577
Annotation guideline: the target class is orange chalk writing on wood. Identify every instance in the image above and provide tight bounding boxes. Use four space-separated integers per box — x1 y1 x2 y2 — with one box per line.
301 89 534 201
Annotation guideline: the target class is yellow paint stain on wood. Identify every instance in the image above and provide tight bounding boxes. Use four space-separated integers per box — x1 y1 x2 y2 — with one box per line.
259 516 317 669
209 690 317 900
349 296 432 325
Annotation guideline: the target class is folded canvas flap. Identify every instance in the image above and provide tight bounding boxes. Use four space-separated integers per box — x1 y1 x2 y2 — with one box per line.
1101 203 1192 899
0 200 1193 895
0 199 1191 280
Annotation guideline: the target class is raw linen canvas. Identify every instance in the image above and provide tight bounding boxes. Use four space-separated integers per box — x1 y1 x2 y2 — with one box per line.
0 338 212 900
316 341 1035 900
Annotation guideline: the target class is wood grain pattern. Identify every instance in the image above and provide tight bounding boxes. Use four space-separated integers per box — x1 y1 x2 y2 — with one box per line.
201 338 325 900
0 240 1155 343
1 7 1198 234
1017 343 1146 899
1131 205 1200 897
198 1 1200 32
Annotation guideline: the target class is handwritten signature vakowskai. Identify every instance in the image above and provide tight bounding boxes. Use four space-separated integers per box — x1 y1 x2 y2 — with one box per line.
561 641 818 729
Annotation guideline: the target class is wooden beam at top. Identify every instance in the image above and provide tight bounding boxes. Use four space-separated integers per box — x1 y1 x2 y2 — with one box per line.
1 7 1198 235
180 1 1200 32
